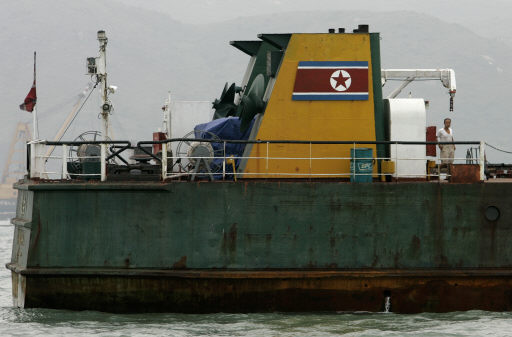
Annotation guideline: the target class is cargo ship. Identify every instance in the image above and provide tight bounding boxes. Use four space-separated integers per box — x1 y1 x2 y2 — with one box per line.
7 27 512 314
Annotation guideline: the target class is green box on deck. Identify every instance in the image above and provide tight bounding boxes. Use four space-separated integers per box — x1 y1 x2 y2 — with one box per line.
67 162 101 180
350 148 373 183
82 162 101 178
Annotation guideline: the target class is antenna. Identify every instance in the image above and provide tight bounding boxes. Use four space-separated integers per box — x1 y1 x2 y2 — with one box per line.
162 91 172 138
87 30 115 141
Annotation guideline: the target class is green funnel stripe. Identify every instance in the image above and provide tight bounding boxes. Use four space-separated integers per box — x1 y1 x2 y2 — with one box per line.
370 33 386 171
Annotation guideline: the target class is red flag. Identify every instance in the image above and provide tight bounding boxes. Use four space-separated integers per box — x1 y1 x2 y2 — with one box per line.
20 52 37 112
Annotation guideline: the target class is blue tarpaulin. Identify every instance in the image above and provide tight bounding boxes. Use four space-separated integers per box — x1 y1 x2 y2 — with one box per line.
193 117 254 177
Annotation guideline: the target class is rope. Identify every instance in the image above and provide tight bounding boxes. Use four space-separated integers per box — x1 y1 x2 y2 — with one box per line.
485 142 512 154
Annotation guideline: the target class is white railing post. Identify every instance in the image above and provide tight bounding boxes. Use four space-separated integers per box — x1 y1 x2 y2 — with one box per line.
309 142 312 177
30 141 46 179
222 141 226 180
162 142 168 180
352 142 356 181
395 142 398 181
266 142 269 171
100 143 107 182
62 144 68 179
30 142 37 178
479 141 485 181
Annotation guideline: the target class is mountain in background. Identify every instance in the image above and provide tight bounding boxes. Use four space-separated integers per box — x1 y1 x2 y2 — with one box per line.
1 0 511 174
115 0 512 46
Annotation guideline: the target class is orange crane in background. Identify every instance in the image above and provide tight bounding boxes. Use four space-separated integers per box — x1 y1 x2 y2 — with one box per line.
0 122 31 202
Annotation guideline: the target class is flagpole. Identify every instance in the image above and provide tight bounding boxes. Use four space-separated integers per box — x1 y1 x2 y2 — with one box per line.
33 105 38 140
32 51 39 140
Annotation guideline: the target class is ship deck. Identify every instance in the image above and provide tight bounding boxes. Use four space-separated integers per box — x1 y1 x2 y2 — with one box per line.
485 178 512 183
16 177 512 186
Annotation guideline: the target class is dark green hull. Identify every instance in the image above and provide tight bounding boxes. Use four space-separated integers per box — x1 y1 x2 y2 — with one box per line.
8 180 512 312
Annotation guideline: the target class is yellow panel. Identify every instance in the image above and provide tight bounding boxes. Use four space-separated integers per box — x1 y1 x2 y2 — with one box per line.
244 33 377 178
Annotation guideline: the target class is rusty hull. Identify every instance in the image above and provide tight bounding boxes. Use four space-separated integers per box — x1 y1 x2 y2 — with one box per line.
8 267 512 313
8 180 512 313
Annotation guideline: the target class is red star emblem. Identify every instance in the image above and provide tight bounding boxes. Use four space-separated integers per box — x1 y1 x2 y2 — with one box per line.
333 70 350 89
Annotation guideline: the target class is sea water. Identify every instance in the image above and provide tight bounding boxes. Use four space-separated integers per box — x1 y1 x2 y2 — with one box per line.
0 220 511 337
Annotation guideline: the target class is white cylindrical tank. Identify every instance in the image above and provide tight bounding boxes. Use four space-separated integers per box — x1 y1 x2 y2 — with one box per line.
387 98 427 178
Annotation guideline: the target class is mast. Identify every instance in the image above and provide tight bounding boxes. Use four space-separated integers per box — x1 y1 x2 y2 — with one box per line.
162 91 172 138
96 30 110 140
19 51 38 139
33 52 39 140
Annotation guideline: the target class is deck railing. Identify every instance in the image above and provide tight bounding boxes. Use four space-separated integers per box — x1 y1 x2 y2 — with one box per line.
28 140 131 181
27 139 485 182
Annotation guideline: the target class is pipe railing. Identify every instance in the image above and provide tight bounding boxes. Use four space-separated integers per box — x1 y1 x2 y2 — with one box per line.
141 139 483 181
28 139 485 182
29 140 131 181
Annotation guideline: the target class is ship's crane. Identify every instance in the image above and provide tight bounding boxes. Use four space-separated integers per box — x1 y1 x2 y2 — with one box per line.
381 69 456 111
43 83 94 161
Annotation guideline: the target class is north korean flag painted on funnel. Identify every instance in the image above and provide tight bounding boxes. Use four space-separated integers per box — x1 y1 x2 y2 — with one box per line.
292 61 369 100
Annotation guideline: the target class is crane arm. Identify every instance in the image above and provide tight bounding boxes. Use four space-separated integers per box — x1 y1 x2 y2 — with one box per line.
44 83 94 161
381 69 456 111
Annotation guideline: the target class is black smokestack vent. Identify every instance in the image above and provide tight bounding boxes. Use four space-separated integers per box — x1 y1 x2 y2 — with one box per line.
358 24 369 33
328 28 335 33
338 28 345 33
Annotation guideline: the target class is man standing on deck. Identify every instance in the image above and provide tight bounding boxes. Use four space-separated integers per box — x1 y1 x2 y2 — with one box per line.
437 118 455 164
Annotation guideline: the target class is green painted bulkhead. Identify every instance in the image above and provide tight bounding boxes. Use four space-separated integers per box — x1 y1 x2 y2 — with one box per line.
13 181 512 269
8 180 512 312
370 33 387 162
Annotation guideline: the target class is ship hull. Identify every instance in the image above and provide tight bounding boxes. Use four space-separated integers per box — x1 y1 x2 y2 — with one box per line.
8 180 512 313
7 267 512 313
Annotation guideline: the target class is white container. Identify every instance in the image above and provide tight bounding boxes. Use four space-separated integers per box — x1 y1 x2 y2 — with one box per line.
387 98 427 178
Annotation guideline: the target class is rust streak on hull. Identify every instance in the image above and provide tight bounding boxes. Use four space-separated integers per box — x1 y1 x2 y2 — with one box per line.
10 267 512 313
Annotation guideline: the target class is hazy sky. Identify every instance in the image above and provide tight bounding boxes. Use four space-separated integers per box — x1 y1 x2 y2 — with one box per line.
110 0 512 47
114 0 510 32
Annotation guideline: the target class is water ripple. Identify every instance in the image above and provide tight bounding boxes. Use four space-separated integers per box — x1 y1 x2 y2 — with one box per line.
0 220 512 336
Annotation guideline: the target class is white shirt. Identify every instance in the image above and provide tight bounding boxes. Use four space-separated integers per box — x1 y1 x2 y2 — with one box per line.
437 128 454 142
